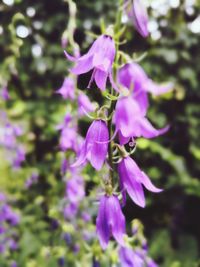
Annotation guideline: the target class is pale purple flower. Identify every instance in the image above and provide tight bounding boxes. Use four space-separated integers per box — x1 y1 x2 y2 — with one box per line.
96 195 125 249
10 261 18 267
1 86 10 101
73 120 109 170
56 77 75 100
118 156 162 207
25 173 39 189
12 147 26 169
64 35 116 90
126 0 149 37
1 204 20 225
115 95 169 145
61 158 68 175
78 93 95 116
66 176 85 203
63 203 78 219
60 126 77 152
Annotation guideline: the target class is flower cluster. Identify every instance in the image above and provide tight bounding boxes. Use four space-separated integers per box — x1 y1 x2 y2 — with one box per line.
0 111 25 169
0 192 20 258
58 0 172 264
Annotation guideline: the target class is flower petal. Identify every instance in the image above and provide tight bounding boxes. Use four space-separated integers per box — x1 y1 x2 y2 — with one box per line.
94 69 108 90
96 196 110 250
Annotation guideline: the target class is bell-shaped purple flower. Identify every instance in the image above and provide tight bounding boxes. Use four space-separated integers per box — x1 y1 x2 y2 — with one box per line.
118 156 162 207
73 120 109 170
96 195 125 249
115 95 168 145
64 35 116 90
0 86 10 101
126 0 149 38
56 77 75 100
118 63 173 98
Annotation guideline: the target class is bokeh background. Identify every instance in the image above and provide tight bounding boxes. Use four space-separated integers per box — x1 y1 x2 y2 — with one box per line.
0 0 200 266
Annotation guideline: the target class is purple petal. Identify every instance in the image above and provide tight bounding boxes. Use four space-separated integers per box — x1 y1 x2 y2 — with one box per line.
94 69 108 90
139 118 169 138
107 195 125 246
71 54 94 74
96 196 110 249
132 0 149 38
144 80 173 96
141 171 162 193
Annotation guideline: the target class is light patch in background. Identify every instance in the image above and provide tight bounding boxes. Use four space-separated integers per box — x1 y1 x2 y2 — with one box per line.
122 14 129 24
16 25 29 38
151 30 161 40
83 20 92 30
2 0 14 6
26 7 36 17
188 16 200 34
33 21 43 30
169 0 180 8
148 20 158 33
32 44 42 58
0 26 3 35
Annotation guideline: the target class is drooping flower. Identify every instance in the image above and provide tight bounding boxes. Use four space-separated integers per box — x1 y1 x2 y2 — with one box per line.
115 95 169 145
118 63 173 101
78 92 95 116
56 77 75 100
72 120 109 170
64 34 116 90
125 0 149 38
96 195 125 249
118 156 162 207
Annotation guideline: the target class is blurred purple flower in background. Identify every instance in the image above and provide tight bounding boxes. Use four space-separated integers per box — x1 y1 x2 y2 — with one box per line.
73 120 109 170
78 92 95 116
56 77 75 100
0 86 10 101
64 34 116 90
118 156 162 207
96 195 125 249
125 0 149 38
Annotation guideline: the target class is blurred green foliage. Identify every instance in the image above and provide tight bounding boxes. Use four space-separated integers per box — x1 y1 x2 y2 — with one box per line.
0 0 200 266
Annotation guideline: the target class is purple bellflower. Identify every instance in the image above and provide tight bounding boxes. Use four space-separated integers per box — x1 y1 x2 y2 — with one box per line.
96 195 125 249
126 0 149 38
64 34 116 90
72 120 109 170
56 77 75 100
118 156 162 207
115 95 169 145
118 63 173 98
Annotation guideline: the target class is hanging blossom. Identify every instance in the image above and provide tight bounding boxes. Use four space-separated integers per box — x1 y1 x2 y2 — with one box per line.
72 120 109 171
125 0 149 38
115 95 169 145
118 155 162 207
118 63 173 99
96 194 125 249
64 34 116 90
